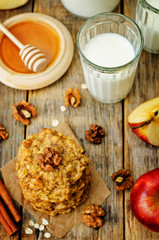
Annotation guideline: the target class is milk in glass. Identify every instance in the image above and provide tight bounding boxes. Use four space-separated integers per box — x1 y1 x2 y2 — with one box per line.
136 0 159 53
77 13 143 103
81 33 136 103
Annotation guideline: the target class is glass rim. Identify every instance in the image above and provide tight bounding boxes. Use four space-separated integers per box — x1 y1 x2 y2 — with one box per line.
77 12 144 72
141 0 159 12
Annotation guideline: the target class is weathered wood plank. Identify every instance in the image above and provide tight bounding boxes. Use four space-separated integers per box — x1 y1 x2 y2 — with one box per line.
124 0 159 239
23 0 124 239
0 1 33 240
0 85 25 240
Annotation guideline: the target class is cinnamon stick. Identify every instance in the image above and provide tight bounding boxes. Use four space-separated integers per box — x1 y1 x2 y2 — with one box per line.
0 210 13 236
0 200 18 233
0 179 21 222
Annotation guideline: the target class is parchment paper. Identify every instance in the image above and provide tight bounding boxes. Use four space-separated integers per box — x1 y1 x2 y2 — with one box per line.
1 123 110 238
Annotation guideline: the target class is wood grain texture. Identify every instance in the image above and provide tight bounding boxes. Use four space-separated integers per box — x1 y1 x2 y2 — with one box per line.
0 0 158 239
124 0 159 240
0 1 33 240
26 1 124 239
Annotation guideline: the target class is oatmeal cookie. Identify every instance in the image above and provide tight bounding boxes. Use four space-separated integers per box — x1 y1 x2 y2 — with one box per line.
16 128 91 216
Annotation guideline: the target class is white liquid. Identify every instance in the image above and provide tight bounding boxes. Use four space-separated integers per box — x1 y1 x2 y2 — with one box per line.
83 33 135 67
61 0 120 18
136 0 159 53
146 0 159 9
81 33 137 103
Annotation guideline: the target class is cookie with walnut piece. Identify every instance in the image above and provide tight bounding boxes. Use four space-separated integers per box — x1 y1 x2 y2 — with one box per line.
16 128 91 216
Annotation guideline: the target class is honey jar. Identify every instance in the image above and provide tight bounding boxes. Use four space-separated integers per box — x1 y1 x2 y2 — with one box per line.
0 13 73 90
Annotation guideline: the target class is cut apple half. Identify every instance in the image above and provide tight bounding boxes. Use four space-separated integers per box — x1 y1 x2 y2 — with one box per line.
128 97 159 146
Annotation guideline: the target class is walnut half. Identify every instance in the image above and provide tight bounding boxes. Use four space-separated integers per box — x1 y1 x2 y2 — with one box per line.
82 204 105 228
82 214 103 228
64 88 81 108
12 100 37 125
85 124 105 144
0 123 8 140
37 147 62 171
111 169 134 191
82 204 105 217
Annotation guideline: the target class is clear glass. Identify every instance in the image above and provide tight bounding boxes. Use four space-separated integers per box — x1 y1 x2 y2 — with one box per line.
61 0 120 18
136 0 159 53
77 13 143 103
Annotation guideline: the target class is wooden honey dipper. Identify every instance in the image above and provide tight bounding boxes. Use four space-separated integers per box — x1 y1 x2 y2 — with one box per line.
0 23 48 72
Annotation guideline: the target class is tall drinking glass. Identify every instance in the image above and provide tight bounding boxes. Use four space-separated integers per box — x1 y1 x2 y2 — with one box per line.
77 13 143 103
136 0 159 54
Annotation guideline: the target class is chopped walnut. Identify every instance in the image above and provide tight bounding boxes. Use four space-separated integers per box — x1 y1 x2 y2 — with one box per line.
64 88 81 108
43 164 54 172
23 139 32 148
12 100 37 125
82 214 103 228
112 169 134 191
37 147 62 171
0 123 8 140
82 204 105 228
52 153 62 166
82 204 105 217
85 124 105 144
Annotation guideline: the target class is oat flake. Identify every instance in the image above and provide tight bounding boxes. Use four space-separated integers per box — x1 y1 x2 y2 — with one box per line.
34 223 39 229
42 218 49 226
39 224 45 231
28 220 34 227
81 83 88 89
44 232 51 238
52 119 59 127
60 105 66 112
25 227 33 235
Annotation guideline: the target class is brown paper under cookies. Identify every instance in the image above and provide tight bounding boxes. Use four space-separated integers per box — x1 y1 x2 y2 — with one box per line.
1 123 110 238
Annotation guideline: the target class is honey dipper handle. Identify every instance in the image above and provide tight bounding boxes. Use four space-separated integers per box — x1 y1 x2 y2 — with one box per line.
0 23 24 49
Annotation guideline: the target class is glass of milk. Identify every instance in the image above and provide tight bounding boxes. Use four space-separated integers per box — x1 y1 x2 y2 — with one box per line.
77 13 143 103
61 0 120 18
136 0 159 53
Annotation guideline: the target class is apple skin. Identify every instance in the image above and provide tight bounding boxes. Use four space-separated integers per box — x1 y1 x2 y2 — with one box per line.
128 98 159 146
130 168 159 232
128 123 149 144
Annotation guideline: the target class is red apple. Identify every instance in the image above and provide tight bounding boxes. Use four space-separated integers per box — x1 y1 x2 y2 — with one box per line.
130 168 159 232
128 97 159 146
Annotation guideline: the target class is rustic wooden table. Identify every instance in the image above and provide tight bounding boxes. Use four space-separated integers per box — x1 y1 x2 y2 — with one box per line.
0 0 159 239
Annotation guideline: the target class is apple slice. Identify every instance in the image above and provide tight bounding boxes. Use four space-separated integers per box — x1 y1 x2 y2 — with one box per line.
128 97 159 146
0 0 29 10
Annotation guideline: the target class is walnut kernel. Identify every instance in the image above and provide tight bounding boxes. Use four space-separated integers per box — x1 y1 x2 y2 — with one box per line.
37 147 62 171
112 169 133 191
0 123 8 140
64 88 81 107
23 139 32 148
85 124 105 144
12 100 37 125
82 204 105 228
82 214 103 228
82 204 105 217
